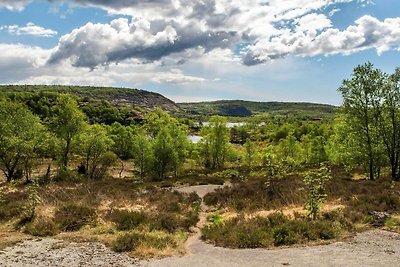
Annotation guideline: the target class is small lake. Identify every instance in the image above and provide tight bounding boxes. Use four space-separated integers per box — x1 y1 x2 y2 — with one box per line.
188 135 203 143
198 122 246 128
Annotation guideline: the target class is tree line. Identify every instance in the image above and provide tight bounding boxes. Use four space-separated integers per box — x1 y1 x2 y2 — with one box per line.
1 63 400 183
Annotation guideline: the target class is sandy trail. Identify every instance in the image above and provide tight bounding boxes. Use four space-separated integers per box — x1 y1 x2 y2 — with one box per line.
143 229 400 267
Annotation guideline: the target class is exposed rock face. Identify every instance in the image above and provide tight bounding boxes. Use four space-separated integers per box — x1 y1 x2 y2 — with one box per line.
0 85 181 114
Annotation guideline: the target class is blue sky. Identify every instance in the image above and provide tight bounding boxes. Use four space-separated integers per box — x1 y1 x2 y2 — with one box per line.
0 0 399 105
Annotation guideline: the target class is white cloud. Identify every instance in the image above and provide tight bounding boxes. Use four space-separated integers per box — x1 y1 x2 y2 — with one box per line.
0 0 30 11
0 0 398 73
243 15 400 65
4 22 57 37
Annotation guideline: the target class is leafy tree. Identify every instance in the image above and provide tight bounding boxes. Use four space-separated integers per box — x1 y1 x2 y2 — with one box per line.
303 165 332 220
376 68 400 180
300 134 311 164
79 124 114 179
132 130 153 177
0 101 48 182
50 95 87 169
338 63 385 180
200 116 230 169
309 136 327 165
145 108 177 138
152 126 175 180
326 114 363 171
169 123 190 176
244 139 257 169
109 123 136 160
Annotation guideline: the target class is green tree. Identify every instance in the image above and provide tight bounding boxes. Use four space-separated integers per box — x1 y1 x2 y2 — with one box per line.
0 101 48 182
338 63 385 180
50 95 87 169
108 122 136 160
244 139 257 169
169 124 189 176
132 130 153 177
326 114 363 171
310 136 327 165
152 126 175 180
200 116 230 169
303 165 332 220
377 68 400 180
80 124 114 179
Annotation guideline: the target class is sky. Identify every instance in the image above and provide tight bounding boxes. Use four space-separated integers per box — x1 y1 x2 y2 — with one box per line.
0 0 399 105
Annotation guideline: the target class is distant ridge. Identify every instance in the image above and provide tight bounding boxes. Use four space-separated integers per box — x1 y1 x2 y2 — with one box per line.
0 85 181 113
178 100 337 118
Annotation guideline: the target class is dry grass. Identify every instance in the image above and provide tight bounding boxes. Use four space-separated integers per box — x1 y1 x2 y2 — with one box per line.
0 230 29 250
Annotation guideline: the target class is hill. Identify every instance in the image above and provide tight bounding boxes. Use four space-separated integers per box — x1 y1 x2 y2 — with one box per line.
0 85 180 113
178 100 338 118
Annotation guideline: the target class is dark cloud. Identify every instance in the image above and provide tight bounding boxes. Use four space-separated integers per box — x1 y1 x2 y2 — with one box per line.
48 19 237 68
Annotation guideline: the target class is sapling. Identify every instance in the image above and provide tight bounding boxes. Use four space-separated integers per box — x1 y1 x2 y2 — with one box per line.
303 164 332 220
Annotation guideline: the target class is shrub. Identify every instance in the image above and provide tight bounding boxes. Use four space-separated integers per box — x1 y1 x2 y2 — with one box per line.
112 232 176 252
202 213 340 248
54 204 96 231
53 169 83 182
272 223 300 246
113 232 142 252
24 216 58 236
110 210 146 231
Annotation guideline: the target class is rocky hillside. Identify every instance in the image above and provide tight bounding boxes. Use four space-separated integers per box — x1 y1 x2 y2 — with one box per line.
0 85 180 113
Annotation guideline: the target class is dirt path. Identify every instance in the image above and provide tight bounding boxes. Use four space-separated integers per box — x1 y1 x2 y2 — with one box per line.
143 230 400 267
174 184 227 255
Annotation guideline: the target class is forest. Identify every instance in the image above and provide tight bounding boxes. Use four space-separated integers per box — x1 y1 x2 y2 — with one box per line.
1 63 400 258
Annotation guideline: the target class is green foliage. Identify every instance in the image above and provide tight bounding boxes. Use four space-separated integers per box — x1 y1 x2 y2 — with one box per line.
303 165 332 220
79 124 114 179
50 94 87 169
200 116 231 169
24 180 41 219
244 139 257 169
202 213 340 248
338 63 386 180
108 123 136 160
54 204 97 231
110 210 146 231
112 232 176 252
132 130 153 177
207 212 223 226
0 101 49 182
24 216 58 237
179 100 337 118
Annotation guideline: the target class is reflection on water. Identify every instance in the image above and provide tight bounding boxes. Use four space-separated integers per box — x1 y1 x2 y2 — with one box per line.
198 122 246 128
188 135 203 143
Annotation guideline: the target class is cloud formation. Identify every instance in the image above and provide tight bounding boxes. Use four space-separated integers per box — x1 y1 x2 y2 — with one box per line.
1 0 399 71
2 22 57 37
243 15 400 65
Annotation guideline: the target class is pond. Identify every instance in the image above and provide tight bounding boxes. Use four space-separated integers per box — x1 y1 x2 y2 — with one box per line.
188 135 203 143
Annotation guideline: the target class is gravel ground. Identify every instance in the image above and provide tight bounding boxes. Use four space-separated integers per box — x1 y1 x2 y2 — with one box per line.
0 238 139 267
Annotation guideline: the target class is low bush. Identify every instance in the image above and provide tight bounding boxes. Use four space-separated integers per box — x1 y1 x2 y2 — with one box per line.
54 204 96 231
112 232 176 252
110 210 146 231
24 216 58 236
202 213 341 248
